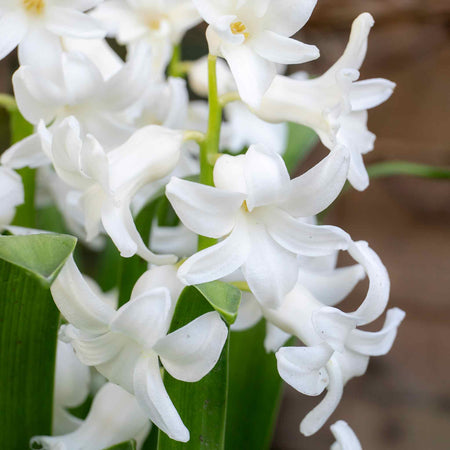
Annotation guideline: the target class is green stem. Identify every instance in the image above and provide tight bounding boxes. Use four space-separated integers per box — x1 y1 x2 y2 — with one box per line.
198 54 222 251
367 161 450 179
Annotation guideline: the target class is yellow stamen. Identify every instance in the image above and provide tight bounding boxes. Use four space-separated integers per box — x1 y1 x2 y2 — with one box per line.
242 201 249 212
230 21 249 40
23 0 45 14
148 19 161 30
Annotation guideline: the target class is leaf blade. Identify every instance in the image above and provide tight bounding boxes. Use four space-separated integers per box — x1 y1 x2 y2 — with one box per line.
194 281 241 325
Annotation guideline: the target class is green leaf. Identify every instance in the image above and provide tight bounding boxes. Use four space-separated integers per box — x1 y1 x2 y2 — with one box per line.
157 286 229 450
0 234 77 286
194 281 241 325
283 123 319 175
103 440 137 450
0 233 77 449
225 320 287 450
367 161 450 180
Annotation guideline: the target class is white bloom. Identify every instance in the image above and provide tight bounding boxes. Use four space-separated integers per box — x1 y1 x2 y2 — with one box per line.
53 341 91 435
150 222 198 259
32 382 151 450
330 421 362 450
193 0 319 107
61 36 123 79
273 242 405 435
92 0 201 77
166 144 351 308
53 258 228 442
254 13 396 190
223 101 287 154
0 166 24 227
0 0 105 72
46 117 183 262
1 42 152 170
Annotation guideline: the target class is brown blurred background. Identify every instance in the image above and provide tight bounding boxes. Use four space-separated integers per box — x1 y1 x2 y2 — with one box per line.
0 1 449 449
273 1 450 449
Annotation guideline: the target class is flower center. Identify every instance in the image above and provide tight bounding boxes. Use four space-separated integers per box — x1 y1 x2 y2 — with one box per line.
242 200 249 212
23 0 45 14
148 18 161 30
230 21 249 40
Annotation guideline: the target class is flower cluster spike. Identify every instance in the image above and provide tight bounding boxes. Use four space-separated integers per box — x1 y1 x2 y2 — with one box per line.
0 1 404 448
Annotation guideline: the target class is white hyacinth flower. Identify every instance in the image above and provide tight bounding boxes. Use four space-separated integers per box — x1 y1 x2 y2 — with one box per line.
46 117 183 262
32 382 151 450
0 0 105 72
254 13 396 191
53 259 228 442
166 144 351 308
0 166 24 228
53 341 91 435
273 242 405 436
1 42 152 170
330 421 362 450
92 0 201 78
193 0 319 107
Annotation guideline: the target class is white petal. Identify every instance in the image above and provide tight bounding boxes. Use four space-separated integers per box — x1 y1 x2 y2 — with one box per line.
54 341 90 410
33 383 150 450
61 37 122 80
265 209 350 257
297 264 365 306
191 0 226 24
45 7 106 38
324 13 374 78
350 78 396 111
312 307 358 352
213 153 247 194
151 223 198 259
133 354 190 442
251 30 319 65
264 322 291 353
0 10 27 60
0 166 24 226
61 52 103 104
178 217 250 285
242 222 299 308
281 147 350 217
155 311 228 382
244 144 290 210
108 126 183 195
264 0 317 37
330 421 362 450
231 292 262 331
103 41 152 110
300 359 344 436
276 344 332 396
221 42 276 108
51 256 115 333
348 241 390 326
166 177 244 238
110 287 173 349
96 341 142 393
62 326 125 367
18 27 62 77
131 265 184 308
347 308 405 356
101 198 177 264
12 67 61 125
1 133 49 169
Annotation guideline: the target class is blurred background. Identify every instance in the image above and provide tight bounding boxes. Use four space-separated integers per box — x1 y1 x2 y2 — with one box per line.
273 1 450 449
0 0 449 449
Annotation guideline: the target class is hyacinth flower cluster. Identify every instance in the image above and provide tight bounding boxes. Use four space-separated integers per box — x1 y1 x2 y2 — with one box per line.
0 0 405 448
